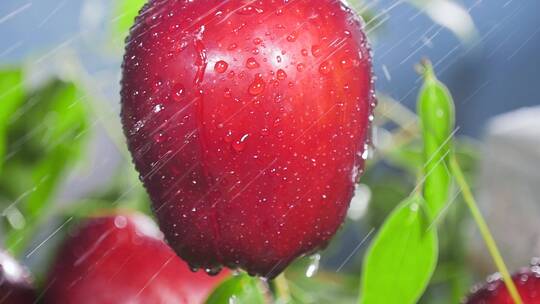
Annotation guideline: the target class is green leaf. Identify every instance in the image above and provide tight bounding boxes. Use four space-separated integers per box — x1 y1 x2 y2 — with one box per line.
417 60 455 217
0 68 25 173
2 80 89 255
360 195 438 304
115 0 147 40
206 273 266 304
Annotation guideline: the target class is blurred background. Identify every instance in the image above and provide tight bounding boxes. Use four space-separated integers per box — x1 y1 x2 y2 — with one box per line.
0 0 539 303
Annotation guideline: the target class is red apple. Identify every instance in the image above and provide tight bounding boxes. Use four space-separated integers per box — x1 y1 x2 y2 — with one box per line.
0 251 36 304
43 214 229 304
465 262 540 304
121 0 374 277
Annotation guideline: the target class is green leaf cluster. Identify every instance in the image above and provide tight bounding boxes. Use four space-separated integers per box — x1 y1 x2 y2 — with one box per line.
0 69 89 255
360 60 457 304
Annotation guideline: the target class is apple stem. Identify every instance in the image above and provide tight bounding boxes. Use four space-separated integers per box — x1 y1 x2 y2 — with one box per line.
449 155 523 304
274 274 292 303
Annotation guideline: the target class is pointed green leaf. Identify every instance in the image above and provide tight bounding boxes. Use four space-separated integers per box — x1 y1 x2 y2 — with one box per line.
417 61 455 217
360 195 438 304
206 273 266 304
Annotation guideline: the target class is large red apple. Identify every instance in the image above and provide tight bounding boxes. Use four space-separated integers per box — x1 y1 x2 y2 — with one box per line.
43 214 229 304
121 0 374 277
0 251 36 303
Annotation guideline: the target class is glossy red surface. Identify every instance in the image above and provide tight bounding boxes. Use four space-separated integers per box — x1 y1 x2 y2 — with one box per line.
43 214 229 304
465 264 540 304
0 251 36 304
121 0 373 277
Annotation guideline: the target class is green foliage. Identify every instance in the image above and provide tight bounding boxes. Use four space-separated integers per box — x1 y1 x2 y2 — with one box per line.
417 60 455 218
0 78 89 255
360 195 438 304
115 0 147 39
365 172 413 228
286 267 359 303
359 61 466 304
206 273 266 304
0 68 25 174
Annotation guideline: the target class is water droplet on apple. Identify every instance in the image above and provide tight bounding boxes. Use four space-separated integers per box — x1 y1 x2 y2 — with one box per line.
246 57 260 69
172 84 185 102
319 62 331 74
232 133 250 152
248 75 265 96
311 45 322 57
287 32 297 42
276 69 287 80
214 60 228 73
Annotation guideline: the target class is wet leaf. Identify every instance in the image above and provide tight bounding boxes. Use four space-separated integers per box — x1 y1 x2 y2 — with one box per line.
206 273 266 304
360 195 438 304
2 80 89 255
0 68 25 173
417 60 455 217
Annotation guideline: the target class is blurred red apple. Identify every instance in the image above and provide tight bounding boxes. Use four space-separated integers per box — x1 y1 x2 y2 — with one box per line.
43 213 229 304
465 261 540 304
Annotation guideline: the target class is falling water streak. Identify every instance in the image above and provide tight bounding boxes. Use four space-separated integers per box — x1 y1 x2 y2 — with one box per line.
0 41 23 58
1 176 48 213
73 229 114 266
141 129 198 181
422 127 459 170
507 25 540 60
460 80 491 106
336 228 375 272
409 129 459 198
34 34 81 64
0 2 32 25
229 159 278 201
25 217 74 258
363 0 404 29
427 187 463 231
183 0 232 31
66 243 122 289
377 27 421 60
433 5 523 78
37 0 67 28
365 14 390 36
214 0 259 25
133 256 174 299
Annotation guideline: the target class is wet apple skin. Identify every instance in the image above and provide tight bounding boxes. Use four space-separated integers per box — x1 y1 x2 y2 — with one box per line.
465 266 540 304
121 0 374 277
